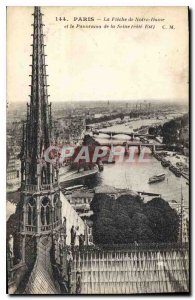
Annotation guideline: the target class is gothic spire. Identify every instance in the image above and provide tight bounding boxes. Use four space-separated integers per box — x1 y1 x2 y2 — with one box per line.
30 6 50 154
22 6 53 186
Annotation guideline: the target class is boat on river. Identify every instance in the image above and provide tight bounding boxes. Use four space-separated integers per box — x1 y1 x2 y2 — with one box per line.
148 173 165 184
161 159 171 167
169 164 181 177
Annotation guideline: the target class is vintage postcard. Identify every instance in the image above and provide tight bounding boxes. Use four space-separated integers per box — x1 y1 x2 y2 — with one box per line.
6 6 189 294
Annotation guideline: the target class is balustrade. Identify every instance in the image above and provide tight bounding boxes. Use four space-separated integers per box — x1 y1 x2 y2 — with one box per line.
25 225 36 233
41 224 52 232
25 221 61 234
23 183 59 193
41 220 61 232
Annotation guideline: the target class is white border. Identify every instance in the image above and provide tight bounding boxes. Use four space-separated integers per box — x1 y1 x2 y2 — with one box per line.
1 0 194 298
0 0 194 6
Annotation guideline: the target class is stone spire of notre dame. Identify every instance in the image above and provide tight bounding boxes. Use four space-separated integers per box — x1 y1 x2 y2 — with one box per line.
18 6 62 268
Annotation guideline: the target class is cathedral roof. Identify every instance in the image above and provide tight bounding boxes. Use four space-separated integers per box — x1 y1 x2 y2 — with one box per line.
24 237 60 294
70 248 189 294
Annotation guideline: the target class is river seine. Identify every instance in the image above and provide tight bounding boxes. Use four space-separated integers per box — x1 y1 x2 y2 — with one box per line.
87 148 189 209
86 116 189 211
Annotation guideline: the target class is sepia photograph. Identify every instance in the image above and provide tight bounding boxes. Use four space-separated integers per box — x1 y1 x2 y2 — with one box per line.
6 6 189 295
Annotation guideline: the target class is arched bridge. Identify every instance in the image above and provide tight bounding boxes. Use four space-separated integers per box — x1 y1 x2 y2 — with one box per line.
92 130 155 140
99 142 166 154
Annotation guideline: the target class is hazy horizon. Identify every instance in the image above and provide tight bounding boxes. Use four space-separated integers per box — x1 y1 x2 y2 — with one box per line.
7 98 188 109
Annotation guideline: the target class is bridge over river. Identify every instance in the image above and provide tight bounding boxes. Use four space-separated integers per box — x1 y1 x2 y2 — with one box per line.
98 142 166 154
92 130 155 140
92 128 166 153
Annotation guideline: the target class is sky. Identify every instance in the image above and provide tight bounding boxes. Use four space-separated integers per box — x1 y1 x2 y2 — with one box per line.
7 6 189 104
